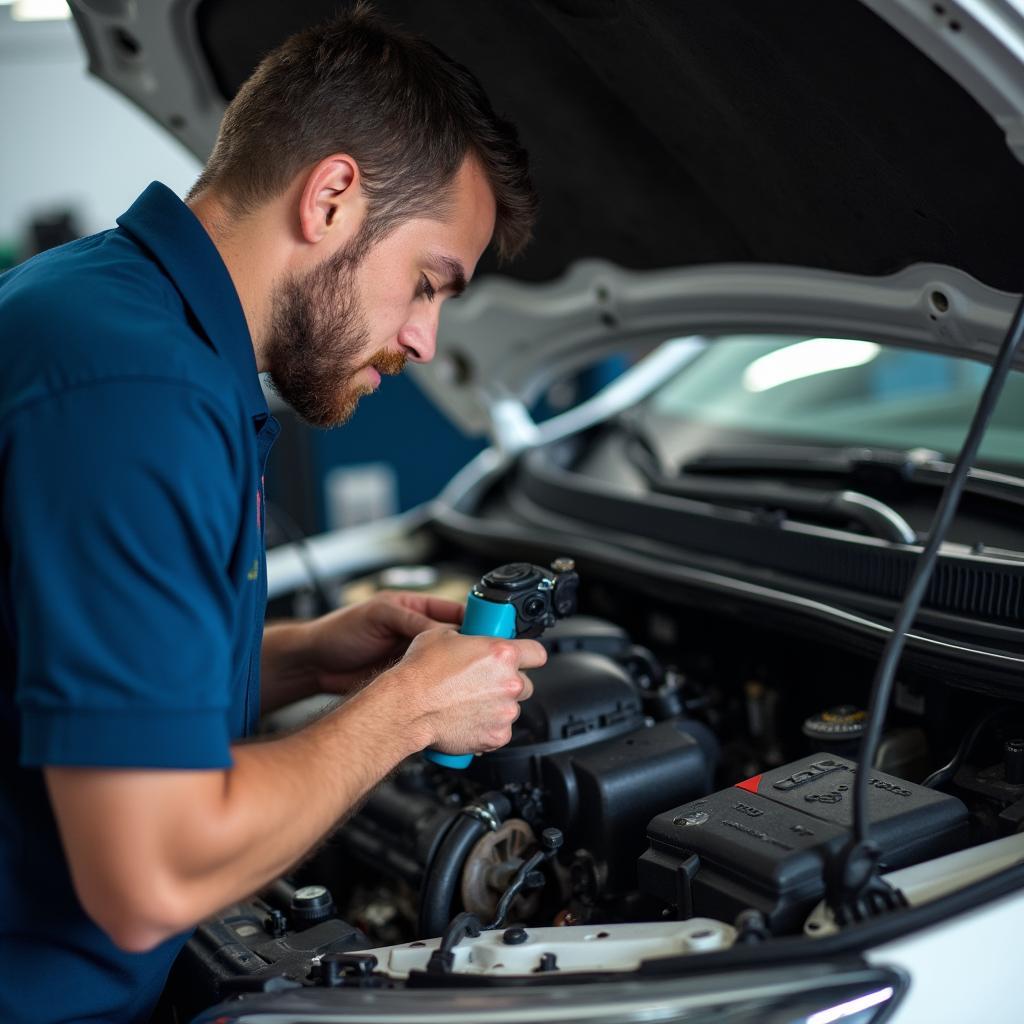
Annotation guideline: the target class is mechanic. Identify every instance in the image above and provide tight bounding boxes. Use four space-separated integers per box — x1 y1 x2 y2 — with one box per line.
0 7 542 1023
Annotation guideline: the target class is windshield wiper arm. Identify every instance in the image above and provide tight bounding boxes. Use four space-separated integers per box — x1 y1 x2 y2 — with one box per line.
684 443 935 477
649 474 917 544
682 444 1024 510
626 437 917 544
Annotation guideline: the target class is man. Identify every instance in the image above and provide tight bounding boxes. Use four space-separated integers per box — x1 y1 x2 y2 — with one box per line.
0 6 543 1022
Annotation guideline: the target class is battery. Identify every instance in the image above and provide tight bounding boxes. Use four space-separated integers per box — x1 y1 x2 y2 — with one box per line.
638 753 968 933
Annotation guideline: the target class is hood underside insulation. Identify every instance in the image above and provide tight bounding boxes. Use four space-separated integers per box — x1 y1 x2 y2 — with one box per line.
193 0 1024 289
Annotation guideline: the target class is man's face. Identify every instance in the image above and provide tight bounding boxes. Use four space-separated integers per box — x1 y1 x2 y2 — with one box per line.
265 157 497 428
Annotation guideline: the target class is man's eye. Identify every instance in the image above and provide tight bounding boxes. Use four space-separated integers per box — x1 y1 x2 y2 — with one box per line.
419 275 436 302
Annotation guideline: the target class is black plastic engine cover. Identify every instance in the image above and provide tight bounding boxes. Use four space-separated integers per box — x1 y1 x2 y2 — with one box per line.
639 753 969 933
515 650 643 746
468 648 645 789
162 904 367 1020
464 636 716 889
544 718 716 888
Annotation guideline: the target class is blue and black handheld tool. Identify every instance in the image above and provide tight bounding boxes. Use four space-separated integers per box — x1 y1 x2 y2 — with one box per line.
424 557 580 769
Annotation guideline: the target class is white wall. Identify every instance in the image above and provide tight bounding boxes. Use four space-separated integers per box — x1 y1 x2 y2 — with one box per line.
0 9 200 248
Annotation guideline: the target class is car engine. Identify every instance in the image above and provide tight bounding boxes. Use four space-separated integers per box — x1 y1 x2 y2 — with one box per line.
330 614 720 942
160 558 1024 1018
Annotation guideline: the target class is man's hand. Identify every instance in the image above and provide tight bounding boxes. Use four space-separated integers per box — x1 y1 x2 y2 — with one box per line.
376 626 546 755
307 591 465 694
259 591 465 713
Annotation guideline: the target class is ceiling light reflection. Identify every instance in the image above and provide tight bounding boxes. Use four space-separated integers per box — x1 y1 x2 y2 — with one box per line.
743 338 881 393
11 0 69 20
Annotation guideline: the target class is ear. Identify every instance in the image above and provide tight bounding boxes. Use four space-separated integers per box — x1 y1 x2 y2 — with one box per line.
296 155 364 245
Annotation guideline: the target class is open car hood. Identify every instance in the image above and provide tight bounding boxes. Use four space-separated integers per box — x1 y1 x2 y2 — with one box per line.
69 0 1024 435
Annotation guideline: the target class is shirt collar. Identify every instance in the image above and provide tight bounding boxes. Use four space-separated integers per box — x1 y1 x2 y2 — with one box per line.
116 181 268 422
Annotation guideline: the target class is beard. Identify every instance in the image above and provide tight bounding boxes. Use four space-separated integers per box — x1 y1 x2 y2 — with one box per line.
264 236 407 428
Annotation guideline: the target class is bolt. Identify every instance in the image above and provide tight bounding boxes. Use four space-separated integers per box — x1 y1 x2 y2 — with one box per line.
541 827 564 851
534 952 559 972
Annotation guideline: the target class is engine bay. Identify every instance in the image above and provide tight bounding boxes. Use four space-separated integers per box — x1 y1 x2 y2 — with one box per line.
162 558 1024 1017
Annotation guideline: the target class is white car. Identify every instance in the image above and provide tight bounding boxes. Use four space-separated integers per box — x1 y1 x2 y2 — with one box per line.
69 2 1024 1021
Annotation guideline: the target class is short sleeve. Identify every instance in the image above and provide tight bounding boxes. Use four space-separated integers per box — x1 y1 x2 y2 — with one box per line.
5 378 244 769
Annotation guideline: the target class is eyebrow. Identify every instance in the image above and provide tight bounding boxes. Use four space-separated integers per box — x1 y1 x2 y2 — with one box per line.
426 253 468 297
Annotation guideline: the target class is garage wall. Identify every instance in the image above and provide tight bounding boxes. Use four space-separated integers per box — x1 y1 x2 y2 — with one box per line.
0 9 200 252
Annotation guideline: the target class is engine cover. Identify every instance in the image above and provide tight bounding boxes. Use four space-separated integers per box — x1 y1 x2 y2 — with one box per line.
639 753 969 932
469 648 646 790
463 635 717 891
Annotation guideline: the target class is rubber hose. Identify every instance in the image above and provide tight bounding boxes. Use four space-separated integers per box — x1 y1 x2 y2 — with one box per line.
262 878 297 913
417 792 510 938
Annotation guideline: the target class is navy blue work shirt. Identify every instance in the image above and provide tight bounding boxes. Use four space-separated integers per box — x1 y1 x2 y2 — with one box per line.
0 182 279 1023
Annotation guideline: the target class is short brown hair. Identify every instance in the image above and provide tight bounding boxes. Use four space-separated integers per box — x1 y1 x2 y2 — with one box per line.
189 3 536 261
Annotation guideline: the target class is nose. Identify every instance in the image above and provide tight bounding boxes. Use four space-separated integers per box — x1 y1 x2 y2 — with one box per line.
398 306 439 364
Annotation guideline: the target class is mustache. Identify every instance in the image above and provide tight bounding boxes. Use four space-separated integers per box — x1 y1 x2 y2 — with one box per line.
369 348 408 376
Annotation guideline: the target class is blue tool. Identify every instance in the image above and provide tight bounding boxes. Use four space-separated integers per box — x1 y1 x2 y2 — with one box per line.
424 558 579 770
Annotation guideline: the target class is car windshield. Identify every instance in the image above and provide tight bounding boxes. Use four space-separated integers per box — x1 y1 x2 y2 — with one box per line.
646 334 1024 469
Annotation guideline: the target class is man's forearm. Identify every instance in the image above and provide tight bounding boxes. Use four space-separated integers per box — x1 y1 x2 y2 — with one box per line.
186 677 424 899
48 626 544 953
260 620 321 713
47 672 427 952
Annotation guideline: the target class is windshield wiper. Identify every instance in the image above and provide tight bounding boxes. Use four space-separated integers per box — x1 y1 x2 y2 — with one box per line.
681 443 1024 510
652 475 916 544
684 442 924 476
626 436 917 544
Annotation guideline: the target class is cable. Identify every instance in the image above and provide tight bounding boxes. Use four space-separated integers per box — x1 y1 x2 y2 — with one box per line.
828 290 1024 923
417 793 510 939
426 828 564 975
485 828 563 930
426 912 483 974
921 703 1011 789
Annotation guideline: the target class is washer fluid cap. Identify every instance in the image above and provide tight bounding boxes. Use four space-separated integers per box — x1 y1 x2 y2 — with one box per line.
290 884 336 929
802 705 867 743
